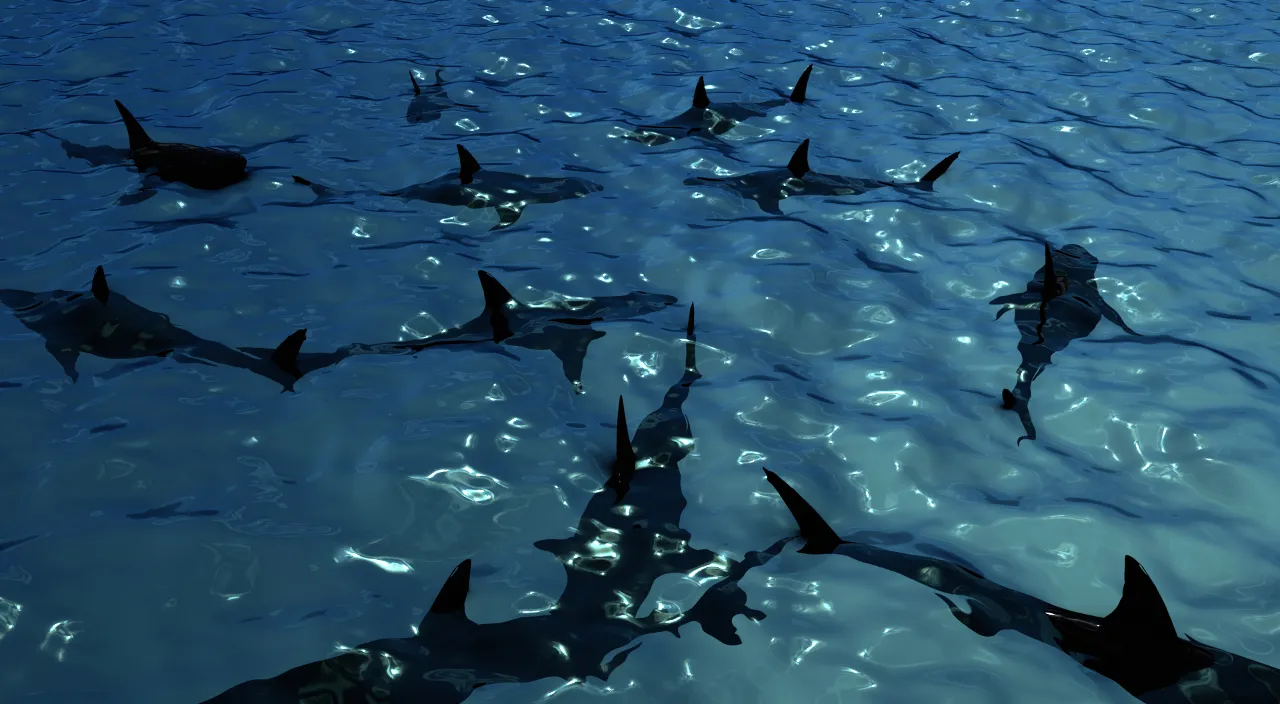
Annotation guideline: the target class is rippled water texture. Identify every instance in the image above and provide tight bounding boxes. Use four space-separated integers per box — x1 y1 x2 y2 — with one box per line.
2 0 1280 702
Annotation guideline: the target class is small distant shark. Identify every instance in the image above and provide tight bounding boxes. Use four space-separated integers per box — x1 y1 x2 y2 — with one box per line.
625 64 814 146
406 68 481 125
239 269 678 393
290 144 604 230
684 138 960 215
113 100 248 191
0 266 311 391
991 242 1140 444
202 306 793 703
763 468 1280 703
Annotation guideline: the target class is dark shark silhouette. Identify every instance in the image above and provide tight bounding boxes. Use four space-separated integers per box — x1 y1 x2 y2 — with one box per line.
763 468 1280 703
991 242 1140 444
684 139 960 215
0 266 310 391
239 270 678 394
113 100 248 190
201 305 794 702
290 144 604 230
406 69 481 125
625 64 814 146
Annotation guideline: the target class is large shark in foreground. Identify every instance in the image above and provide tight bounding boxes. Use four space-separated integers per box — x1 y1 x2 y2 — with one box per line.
113 100 248 191
0 267 310 391
239 270 678 393
290 144 604 230
762 468 1280 703
624 64 814 146
201 306 794 702
684 139 960 215
991 242 1140 444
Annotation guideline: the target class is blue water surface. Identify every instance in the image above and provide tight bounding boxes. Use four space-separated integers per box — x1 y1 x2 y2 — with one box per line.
2 0 1280 702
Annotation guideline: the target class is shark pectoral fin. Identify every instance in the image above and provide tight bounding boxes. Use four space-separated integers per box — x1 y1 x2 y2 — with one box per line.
914 152 960 191
762 468 845 554
271 328 307 378
786 139 811 179
291 175 337 199
420 559 473 631
456 144 482 185
1100 301 1141 336
493 204 524 228
692 76 711 109
45 343 80 382
549 328 606 393
606 395 637 503
1102 556 1179 642
789 64 814 103
91 266 110 305
113 100 155 152
117 185 159 206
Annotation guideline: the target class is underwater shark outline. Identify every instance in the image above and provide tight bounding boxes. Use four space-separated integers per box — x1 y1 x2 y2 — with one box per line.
202 303 796 702
762 468 1280 703
406 68 483 125
991 242 1140 444
684 138 961 215
290 144 604 230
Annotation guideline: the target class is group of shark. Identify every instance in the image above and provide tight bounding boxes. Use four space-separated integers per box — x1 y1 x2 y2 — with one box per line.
8 65 1259 703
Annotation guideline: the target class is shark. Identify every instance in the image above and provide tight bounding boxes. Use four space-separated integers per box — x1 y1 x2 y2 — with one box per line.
289 144 604 230
0 266 312 391
238 269 679 394
112 100 248 191
406 69 481 125
624 64 814 146
201 305 794 703
762 468 1280 703
684 139 961 215
990 242 1140 444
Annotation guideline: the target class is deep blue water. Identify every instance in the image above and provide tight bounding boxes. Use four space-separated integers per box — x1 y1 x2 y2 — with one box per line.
3 0 1280 702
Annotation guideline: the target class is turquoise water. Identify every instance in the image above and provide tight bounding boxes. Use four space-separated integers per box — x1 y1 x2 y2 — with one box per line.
2 0 1280 701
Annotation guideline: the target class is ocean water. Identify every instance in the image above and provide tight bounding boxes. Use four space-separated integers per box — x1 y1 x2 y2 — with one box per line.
2 0 1280 702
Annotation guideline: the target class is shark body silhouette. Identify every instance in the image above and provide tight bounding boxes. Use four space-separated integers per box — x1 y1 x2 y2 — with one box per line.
991 243 1140 444
240 270 678 394
202 305 793 702
406 69 481 125
762 468 1280 703
625 64 814 146
684 139 960 215
0 267 308 391
290 144 603 230
113 100 248 190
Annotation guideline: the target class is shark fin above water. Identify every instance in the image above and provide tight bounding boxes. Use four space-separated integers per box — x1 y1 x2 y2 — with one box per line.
786 139 810 179
457 144 483 185
114 100 155 153
91 266 110 305
789 64 814 103
692 76 711 109
477 270 515 342
270 329 308 379
1101 555 1179 643
605 395 637 504
423 559 473 624
762 468 845 555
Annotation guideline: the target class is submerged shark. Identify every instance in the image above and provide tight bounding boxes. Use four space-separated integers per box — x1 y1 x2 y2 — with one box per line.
0 267 311 391
763 468 1280 703
113 100 248 191
406 69 481 125
991 242 1140 444
624 64 814 146
684 139 960 215
202 305 793 703
290 144 604 230
239 269 678 393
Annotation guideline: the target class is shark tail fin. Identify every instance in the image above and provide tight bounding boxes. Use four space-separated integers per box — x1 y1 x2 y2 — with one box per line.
409 70 421 96
476 270 514 342
915 151 961 191
114 100 154 153
762 468 844 554
91 266 110 305
692 76 711 109
457 144 482 185
786 139 811 179
271 329 307 379
1101 556 1179 643
685 303 697 372
789 64 814 103
606 395 637 503
421 559 472 630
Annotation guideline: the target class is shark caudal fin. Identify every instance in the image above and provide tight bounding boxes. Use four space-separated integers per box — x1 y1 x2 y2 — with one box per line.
271 329 307 379
476 270 514 342
419 559 472 632
113 100 154 153
762 468 844 554
789 64 814 104
692 76 711 109
605 395 637 504
1101 556 1179 643
915 152 961 191
786 139 811 179
457 144 482 185
91 266 110 305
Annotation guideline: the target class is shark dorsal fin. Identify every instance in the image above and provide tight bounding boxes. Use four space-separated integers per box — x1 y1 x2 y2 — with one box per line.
1001 388 1016 410
91 266 110 305
409 71 421 96
763 468 844 554
422 559 472 629
789 64 814 103
457 144 482 185
476 270 514 342
786 139 811 179
919 151 960 185
692 76 711 109
271 329 307 378
113 100 154 153
1102 555 1179 642
606 396 637 503
684 303 697 372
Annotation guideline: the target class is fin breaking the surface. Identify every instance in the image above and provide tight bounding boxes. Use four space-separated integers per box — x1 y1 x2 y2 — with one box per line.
457 144 482 185
692 76 711 109
1102 555 1179 643
476 270 514 342
114 100 154 152
271 329 307 378
789 64 814 103
606 395 637 503
786 139 811 179
410 71 422 96
917 152 961 189
91 266 110 305
424 559 472 623
762 468 845 554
